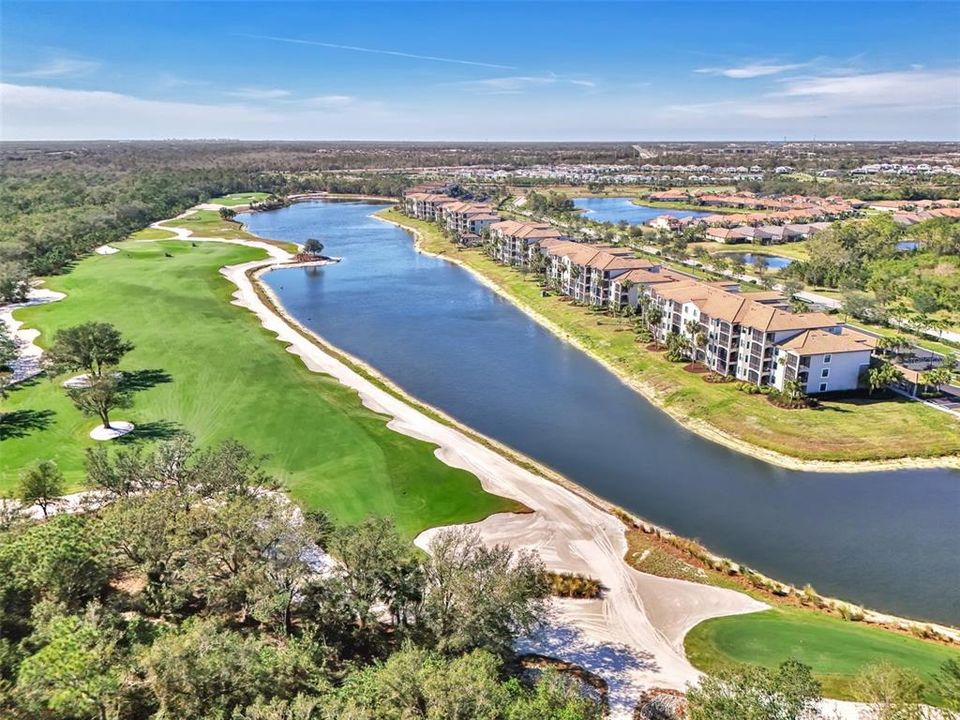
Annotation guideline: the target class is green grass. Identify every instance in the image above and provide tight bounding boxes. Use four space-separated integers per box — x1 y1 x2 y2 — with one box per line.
381 209 960 463
209 192 270 207
158 210 298 253
686 609 960 702
128 227 177 240
0 239 519 537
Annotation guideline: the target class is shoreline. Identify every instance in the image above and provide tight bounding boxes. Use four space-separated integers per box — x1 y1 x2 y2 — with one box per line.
375 210 960 475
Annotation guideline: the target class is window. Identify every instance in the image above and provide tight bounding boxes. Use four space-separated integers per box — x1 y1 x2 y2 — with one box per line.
824 354 832 364
821 368 830 378
819 382 828 393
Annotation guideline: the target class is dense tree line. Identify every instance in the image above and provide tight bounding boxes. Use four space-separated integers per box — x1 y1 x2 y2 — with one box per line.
0 144 419 302
782 216 960 327
0 435 608 720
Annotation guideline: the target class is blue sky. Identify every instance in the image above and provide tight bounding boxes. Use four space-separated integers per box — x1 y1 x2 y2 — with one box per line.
2 1 959 140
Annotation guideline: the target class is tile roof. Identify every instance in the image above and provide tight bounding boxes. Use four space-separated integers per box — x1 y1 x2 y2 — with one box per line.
778 328 875 355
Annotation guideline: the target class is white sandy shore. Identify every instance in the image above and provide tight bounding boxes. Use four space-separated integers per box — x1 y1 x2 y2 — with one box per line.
375 213 960 475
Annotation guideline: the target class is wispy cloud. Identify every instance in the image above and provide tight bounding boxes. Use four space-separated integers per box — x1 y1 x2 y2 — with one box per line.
695 62 808 79
459 74 596 95
225 87 292 100
300 95 356 109
237 33 515 70
669 68 960 120
12 57 100 79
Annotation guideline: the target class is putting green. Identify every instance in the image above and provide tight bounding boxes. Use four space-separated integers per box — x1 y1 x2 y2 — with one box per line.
209 192 270 206
685 608 960 702
0 239 520 536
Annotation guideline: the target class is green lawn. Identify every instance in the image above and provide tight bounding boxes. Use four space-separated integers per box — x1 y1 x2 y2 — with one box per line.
158 210 298 252
686 609 960 702
128 227 177 240
209 192 271 207
0 239 519 537
381 209 960 463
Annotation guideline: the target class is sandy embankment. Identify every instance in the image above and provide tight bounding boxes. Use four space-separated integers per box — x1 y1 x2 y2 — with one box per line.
375 213 960 475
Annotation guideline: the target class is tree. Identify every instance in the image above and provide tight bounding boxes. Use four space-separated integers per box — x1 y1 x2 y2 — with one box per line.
329 517 421 632
684 319 706 362
18 460 65 518
302 238 324 257
0 323 16 395
420 527 547 659
219 206 237 220
15 606 127 720
932 658 960 717
919 367 953 395
686 659 822 720
782 378 806 403
44 322 134 379
67 372 133 430
866 362 904 395
853 662 927 720
0 261 31 304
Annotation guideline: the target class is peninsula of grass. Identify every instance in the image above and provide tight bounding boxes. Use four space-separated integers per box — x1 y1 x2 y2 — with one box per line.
158 210 298 253
0 239 520 537
379 209 960 463
209 192 271 206
685 609 960 703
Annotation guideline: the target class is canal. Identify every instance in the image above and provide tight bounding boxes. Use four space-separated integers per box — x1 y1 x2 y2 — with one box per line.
242 200 960 625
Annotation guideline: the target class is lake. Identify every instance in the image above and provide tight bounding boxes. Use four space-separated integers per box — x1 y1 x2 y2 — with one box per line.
243 200 960 625
573 196 709 225
717 251 793 270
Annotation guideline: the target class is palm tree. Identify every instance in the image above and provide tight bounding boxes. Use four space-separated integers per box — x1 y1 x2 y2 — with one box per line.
684 319 706 362
647 307 663 338
920 367 953 395
783 378 806 403
866 362 904 395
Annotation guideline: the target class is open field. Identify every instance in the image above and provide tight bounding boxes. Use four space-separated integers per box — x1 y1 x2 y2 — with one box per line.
209 192 271 206
0 239 519 536
381 209 960 464
686 609 960 702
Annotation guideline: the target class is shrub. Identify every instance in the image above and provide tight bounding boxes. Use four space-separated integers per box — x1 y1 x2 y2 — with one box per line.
544 572 603 599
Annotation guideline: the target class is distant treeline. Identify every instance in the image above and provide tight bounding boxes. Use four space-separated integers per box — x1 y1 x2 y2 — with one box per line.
0 143 418 301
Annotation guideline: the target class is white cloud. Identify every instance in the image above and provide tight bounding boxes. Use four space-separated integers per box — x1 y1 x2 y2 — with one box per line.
301 95 356 109
0 83 393 140
12 57 101 79
696 62 807 79
669 68 960 121
225 87 292 100
459 74 596 95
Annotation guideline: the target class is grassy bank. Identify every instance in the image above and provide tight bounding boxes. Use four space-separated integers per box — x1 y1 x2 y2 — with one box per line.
379 209 960 464
209 192 270 206
0 239 519 537
685 609 959 703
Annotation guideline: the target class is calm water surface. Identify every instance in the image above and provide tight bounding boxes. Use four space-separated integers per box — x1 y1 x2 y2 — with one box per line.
718 252 793 270
573 196 709 225
244 201 960 624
